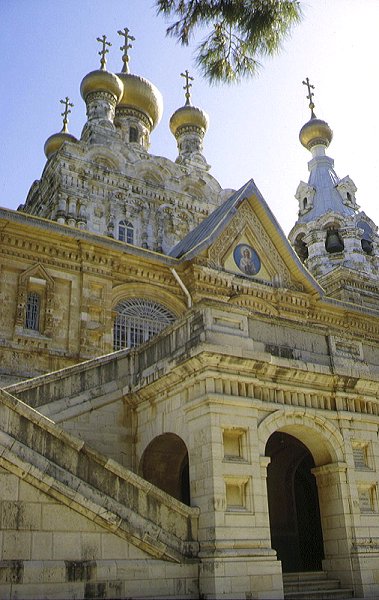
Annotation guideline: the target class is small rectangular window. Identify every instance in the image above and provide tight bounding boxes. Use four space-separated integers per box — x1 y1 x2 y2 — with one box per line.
129 127 138 143
118 221 134 245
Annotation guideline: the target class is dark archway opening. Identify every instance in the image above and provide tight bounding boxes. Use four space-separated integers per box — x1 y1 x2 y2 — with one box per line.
140 433 190 505
266 432 324 572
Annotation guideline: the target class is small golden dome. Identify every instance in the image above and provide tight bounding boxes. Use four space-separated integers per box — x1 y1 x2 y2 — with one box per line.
44 131 78 159
169 105 209 137
80 69 123 103
299 117 333 150
117 72 163 130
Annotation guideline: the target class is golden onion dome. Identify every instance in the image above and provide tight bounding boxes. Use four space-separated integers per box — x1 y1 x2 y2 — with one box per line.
44 131 78 159
116 72 163 131
169 104 209 137
80 69 123 103
299 117 333 150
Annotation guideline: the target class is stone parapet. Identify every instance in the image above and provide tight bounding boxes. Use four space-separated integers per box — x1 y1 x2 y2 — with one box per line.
0 388 199 563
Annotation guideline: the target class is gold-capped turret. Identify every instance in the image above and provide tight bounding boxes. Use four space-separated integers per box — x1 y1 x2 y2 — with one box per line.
44 97 78 159
80 70 123 103
169 104 209 137
117 74 163 130
80 35 123 104
169 71 209 169
299 77 333 150
299 117 333 150
169 70 208 137
116 28 163 132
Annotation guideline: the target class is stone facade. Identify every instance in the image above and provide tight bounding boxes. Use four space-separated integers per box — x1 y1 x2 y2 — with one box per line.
1 38 379 600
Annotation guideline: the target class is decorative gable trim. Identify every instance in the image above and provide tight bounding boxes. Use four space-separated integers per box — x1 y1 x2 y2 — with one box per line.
208 200 293 288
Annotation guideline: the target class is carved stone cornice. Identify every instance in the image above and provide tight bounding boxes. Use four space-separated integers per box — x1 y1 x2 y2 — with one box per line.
127 335 379 418
115 106 152 130
85 90 118 107
174 124 204 138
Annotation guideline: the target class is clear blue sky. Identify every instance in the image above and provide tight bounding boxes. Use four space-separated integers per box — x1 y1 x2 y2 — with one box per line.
1 0 379 234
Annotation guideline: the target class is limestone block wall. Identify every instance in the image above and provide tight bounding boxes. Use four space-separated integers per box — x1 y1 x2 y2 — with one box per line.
340 419 379 597
0 208 189 383
6 350 130 410
0 469 199 600
6 350 135 466
126 304 379 598
62 399 134 469
0 388 200 557
0 227 109 380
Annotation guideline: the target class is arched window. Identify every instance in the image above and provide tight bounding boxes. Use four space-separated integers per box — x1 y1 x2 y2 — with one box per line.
325 228 344 254
358 220 374 255
113 298 175 350
294 233 308 262
118 220 134 244
25 292 40 331
129 126 138 143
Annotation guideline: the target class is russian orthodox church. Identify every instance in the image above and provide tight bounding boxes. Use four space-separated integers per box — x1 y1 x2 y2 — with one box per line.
0 32 379 600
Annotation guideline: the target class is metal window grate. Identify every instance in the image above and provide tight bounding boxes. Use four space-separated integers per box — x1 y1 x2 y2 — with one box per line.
353 446 368 469
25 292 40 331
113 298 175 350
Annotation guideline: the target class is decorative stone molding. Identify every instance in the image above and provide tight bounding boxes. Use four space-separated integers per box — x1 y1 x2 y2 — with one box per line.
115 106 152 131
352 537 379 552
336 176 358 209
208 202 293 288
15 263 55 338
295 180 315 215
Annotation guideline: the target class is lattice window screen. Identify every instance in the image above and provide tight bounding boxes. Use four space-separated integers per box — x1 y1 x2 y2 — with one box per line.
113 298 175 350
25 292 40 331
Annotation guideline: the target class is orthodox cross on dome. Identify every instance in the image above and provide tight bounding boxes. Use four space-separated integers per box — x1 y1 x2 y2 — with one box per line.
60 97 73 133
302 77 316 118
181 69 194 106
118 27 135 74
97 34 111 70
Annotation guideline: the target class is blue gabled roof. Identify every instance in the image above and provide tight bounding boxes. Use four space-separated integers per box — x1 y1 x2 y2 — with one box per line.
170 179 261 259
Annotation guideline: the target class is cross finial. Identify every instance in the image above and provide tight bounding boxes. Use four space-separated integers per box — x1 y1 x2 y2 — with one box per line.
181 70 194 106
97 34 111 70
118 27 135 74
302 77 316 118
60 97 74 133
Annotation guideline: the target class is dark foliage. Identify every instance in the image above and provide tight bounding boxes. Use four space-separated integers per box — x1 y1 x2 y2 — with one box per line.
156 1 302 83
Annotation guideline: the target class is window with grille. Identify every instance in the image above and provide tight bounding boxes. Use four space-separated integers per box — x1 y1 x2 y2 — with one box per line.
25 292 40 331
118 220 134 244
113 298 175 350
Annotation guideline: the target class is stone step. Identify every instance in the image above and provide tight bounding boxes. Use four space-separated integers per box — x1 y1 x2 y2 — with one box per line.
284 590 354 600
284 578 341 592
283 571 353 600
283 571 330 582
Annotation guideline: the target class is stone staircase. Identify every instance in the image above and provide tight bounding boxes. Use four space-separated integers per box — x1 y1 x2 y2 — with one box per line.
283 571 354 600
0 387 200 563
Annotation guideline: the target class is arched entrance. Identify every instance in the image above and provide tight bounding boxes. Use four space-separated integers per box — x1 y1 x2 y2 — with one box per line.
266 431 324 572
140 433 190 505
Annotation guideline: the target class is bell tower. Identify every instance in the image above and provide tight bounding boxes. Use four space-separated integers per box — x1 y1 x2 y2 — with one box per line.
289 79 379 304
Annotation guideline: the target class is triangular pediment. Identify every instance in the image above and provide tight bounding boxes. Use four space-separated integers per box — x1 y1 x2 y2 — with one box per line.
19 262 54 286
170 179 323 295
207 199 291 287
